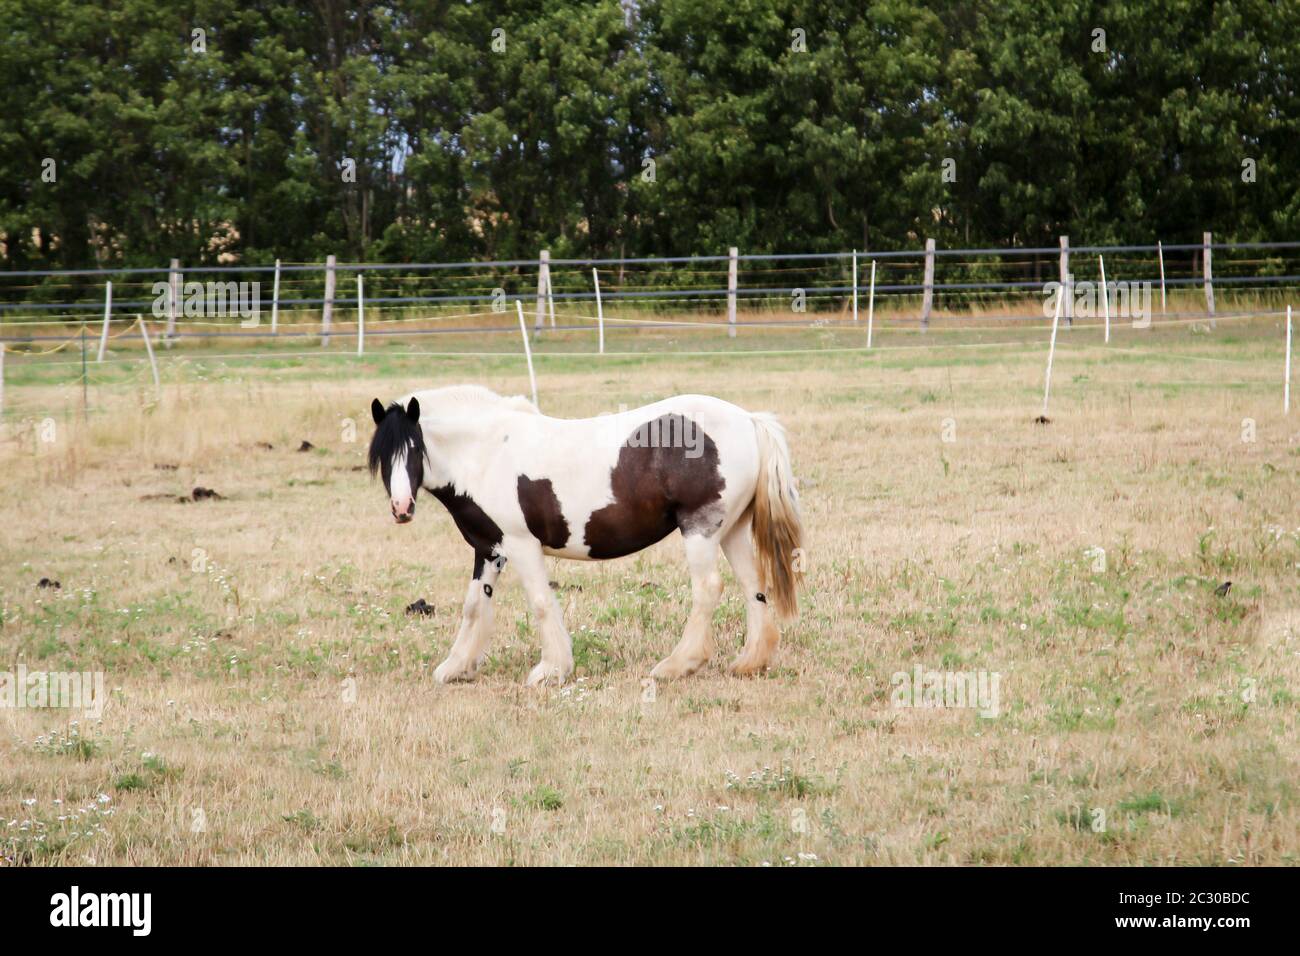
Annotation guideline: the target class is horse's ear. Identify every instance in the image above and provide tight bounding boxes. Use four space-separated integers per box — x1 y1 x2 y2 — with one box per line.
371 398 385 426
406 397 420 424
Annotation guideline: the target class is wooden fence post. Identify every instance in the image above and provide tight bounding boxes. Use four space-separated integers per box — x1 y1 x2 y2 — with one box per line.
535 250 550 332
727 247 738 338
851 250 858 323
166 258 180 346
321 254 336 347
921 238 935 329
1203 231 1215 324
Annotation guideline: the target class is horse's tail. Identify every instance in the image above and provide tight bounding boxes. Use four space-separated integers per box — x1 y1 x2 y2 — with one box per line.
749 412 803 621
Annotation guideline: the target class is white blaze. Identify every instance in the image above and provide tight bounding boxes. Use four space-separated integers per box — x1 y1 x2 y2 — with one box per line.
389 443 413 514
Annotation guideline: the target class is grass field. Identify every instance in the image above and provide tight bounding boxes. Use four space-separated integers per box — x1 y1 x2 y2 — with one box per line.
1 309 1298 865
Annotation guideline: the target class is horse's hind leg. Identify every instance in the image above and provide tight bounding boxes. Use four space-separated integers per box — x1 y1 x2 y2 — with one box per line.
433 552 505 684
650 533 722 680
721 520 780 676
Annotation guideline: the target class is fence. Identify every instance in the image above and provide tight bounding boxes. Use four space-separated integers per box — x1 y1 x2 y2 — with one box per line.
2 236 1298 355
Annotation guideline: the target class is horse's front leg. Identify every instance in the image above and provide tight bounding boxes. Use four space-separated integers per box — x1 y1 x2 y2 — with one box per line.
504 539 573 687
433 550 505 683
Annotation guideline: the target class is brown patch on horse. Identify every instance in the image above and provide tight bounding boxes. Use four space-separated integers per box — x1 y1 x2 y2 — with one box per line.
517 475 570 550
584 414 726 559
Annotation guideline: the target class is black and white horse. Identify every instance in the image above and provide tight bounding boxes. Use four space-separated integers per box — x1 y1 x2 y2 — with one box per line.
368 385 802 685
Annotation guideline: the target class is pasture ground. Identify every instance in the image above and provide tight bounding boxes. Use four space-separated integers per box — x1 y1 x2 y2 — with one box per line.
1 309 1298 865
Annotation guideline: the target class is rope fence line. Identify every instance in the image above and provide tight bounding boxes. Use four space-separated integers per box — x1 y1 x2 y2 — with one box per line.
5 271 1299 318
9 331 1287 371
3 271 1296 299
1 306 1287 351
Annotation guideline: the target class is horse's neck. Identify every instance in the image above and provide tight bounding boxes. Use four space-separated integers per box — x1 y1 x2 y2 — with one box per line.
420 411 510 490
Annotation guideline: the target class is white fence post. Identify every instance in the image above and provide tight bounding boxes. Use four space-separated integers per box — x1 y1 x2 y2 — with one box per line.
1157 241 1167 316
867 258 876 348
1284 304 1294 413
166 258 180 347
535 250 550 332
97 280 112 362
356 274 365 356
515 300 538 407
727 247 738 338
921 238 935 329
321 254 336 347
851 250 858 323
1203 231 1215 324
593 267 605 354
1059 236 1072 327
1041 284 1064 419
1099 255 1110 343
271 258 281 335
139 315 160 391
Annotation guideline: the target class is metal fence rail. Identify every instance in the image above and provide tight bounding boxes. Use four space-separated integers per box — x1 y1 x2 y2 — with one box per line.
1 235 1297 346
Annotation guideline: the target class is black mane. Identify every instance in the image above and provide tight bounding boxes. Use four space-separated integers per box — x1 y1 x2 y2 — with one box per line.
367 403 425 478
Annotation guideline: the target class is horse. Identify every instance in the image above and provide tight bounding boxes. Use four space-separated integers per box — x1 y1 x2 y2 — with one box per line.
367 385 803 686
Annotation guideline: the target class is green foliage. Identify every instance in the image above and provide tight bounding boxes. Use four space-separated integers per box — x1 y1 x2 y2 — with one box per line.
521 784 564 811
1 0 1296 271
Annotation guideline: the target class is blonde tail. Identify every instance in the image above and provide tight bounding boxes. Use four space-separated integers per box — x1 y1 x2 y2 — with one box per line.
750 413 803 620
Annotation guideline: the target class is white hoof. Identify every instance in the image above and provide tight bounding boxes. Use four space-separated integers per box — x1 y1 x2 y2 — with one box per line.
650 655 705 680
727 652 770 677
525 660 571 687
434 657 477 684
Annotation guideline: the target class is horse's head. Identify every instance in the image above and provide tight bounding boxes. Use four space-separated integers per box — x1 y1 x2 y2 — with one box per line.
368 397 424 524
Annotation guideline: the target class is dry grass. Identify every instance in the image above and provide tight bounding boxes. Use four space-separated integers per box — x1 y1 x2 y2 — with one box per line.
1 314 1297 865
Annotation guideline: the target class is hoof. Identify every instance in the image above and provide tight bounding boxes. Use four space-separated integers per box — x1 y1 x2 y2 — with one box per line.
728 654 769 677
525 660 571 687
434 657 479 684
650 655 706 680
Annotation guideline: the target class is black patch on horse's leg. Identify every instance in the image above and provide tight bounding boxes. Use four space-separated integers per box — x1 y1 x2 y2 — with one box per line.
584 414 727 559
433 486 504 562
517 475 571 549
483 583 493 598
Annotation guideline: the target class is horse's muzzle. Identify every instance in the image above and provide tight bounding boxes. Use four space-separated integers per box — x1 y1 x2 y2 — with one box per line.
392 501 414 523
